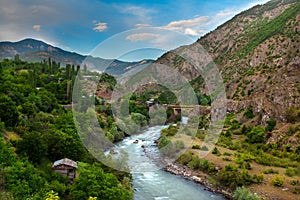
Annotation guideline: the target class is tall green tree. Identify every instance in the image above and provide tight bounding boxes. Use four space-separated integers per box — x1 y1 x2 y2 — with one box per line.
0 94 19 127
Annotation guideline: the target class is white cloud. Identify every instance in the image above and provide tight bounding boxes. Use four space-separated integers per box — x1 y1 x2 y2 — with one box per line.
162 16 208 31
119 5 154 19
126 33 159 42
93 21 108 32
184 28 199 36
32 24 41 31
135 23 151 28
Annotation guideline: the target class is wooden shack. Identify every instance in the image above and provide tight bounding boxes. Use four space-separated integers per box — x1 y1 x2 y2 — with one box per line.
52 158 78 184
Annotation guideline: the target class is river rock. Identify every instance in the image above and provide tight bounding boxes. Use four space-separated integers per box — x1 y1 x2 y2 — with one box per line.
110 149 118 154
133 139 139 144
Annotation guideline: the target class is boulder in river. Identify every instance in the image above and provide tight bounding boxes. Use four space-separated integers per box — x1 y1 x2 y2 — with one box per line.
133 139 139 144
110 149 118 154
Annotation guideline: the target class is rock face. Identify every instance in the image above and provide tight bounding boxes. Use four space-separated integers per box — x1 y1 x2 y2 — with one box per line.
155 0 300 122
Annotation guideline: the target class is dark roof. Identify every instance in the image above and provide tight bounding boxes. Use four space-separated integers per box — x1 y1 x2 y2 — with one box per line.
52 158 78 168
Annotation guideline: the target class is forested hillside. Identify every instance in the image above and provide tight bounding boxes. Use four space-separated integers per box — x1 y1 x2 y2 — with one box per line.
0 58 133 200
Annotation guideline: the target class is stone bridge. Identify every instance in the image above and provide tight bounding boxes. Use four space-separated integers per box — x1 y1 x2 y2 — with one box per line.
163 104 211 116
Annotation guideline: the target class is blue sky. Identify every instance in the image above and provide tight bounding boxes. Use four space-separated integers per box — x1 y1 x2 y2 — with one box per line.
0 0 269 61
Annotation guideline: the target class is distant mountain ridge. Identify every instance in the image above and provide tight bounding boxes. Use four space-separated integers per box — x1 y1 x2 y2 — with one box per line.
0 38 153 75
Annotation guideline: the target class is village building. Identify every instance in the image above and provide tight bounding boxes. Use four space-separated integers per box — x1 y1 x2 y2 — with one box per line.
52 158 78 184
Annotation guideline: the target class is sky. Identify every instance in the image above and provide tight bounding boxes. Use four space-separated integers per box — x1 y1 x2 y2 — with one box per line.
0 0 269 61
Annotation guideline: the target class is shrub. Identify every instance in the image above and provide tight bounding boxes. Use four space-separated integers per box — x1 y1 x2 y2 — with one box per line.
271 175 285 187
291 179 298 186
244 108 255 119
212 147 221 156
174 140 185 152
223 152 232 156
266 118 276 131
233 186 261 200
177 152 193 165
161 126 178 137
201 146 209 151
286 106 299 123
223 157 232 161
252 174 264 184
262 168 279 174
285 167 296 177
247 126 266 143
218 166 253 188
192 144 201 149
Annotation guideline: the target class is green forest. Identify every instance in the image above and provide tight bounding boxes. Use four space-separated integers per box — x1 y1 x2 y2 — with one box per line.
0 58 133 200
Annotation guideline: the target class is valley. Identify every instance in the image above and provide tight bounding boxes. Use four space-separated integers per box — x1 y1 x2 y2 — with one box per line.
0 0 299 199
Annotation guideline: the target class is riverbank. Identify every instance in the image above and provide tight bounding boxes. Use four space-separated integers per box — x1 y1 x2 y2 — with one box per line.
163 163 233 199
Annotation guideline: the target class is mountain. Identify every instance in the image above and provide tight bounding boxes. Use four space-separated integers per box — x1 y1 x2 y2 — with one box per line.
156 0 300 123
0 38 153 75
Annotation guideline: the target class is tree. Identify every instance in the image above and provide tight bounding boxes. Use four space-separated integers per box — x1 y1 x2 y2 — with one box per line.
42 129 85 161
0 94 19 127
19 102 38 117
16 131 47 164
158 90 177 104
0 138 16 167
247 126 265 143
14 54 20 61
131 112 147 127
266 118 276 131
70 163 132 200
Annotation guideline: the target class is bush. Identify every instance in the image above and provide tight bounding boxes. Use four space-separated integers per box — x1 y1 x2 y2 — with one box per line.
271 175 285 187
192 144 201 149
285 167 296 177
291 179 299 186
266 119 276 131
223 152 232 156
212 147 221 156
244 108 255 119
233 186 261 200
161 125 178 137
174 140 185 152
177 152 193 165
217 166 254 188
247 126 266 143
252 174 264 184
286 107 299 123
262 168 279 174
158 136 172 149
201 146 209 151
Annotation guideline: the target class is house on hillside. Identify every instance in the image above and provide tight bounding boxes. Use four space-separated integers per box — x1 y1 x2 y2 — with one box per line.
146 99 155 106
52 158 78 184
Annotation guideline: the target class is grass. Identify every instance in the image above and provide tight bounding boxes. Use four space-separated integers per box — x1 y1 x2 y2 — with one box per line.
183 136 300 199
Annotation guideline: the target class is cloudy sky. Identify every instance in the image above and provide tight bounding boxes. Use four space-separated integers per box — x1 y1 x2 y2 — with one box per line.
0 0 269 61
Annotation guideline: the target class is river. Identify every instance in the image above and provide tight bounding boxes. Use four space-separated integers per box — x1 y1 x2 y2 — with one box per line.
111 124 225 200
